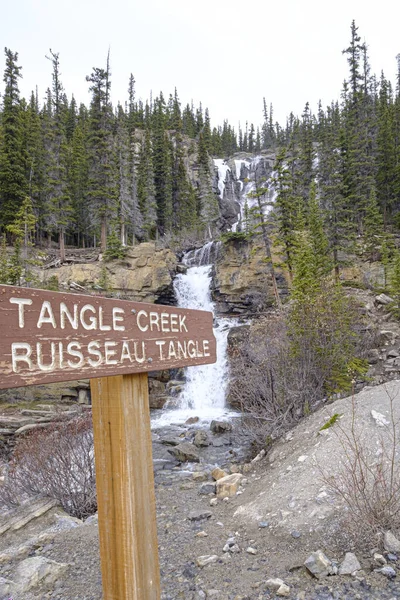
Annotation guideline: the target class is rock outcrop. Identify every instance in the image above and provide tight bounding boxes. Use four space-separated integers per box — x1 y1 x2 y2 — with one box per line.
212 238 287 314
49 242 178 304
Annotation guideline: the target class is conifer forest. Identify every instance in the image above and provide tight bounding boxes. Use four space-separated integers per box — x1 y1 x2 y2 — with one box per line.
1 20 400 277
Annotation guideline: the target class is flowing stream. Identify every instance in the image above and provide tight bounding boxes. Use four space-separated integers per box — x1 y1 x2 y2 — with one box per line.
151 242 238 426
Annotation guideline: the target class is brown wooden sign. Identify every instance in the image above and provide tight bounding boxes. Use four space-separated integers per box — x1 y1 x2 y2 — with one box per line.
0 284 216 390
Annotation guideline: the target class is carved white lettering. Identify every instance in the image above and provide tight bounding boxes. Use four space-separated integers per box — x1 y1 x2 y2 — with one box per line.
87 341 103 367
11 342 33 372
80 305 97 330
137 310 148 332
37 301 57 329
10 298 32 328
67 342 84 368
112 307 125 331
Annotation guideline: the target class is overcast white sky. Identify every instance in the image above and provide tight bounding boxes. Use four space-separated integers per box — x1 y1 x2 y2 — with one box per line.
2 0 400 130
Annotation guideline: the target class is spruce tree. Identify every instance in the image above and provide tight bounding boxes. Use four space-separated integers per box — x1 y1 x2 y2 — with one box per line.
0 48 26 230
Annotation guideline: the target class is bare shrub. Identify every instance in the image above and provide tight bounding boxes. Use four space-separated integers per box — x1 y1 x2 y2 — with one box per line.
321 384 400 544
229 290 371 452
0 413 96 519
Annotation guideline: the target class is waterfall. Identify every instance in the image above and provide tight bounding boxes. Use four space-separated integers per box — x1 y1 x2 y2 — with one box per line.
151 242 237 426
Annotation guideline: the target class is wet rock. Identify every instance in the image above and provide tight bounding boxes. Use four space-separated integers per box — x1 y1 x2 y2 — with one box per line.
199 482 216 495
304 550 334 579
185 416 200 425
338 552 361 575
210 420 232 433
384 531 400 554
193 430 210 447
167 442 200 463
216 473 243 499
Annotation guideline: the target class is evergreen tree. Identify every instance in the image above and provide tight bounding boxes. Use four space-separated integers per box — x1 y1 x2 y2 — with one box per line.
0 48 26 230
86 54 117 250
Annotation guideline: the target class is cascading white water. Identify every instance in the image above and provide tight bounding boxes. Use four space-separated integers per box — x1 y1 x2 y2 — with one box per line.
151 242 237 426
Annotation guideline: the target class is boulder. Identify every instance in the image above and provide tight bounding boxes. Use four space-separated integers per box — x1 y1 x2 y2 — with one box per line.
375 293 394 305
14 556 68 593
199 482 216 495
338 552 361 575
304 550 334 579
384 531 400 554
210 420 232 433
167 442 200 463
211 467 228 481
193 430 210 447
216 473 243 499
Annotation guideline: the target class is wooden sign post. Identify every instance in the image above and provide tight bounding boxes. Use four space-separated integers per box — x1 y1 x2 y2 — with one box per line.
0 284 217 599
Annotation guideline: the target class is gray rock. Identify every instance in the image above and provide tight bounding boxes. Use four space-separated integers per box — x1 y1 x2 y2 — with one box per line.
196 554 219 567
0 576 14 597
14 556 68 593
375 293 394 305
387 348 400 358
291 530 301 539
338 552 361 575
387 553 398 562
304 550 334 578
210 420 232 433
199 482 216 495
167 442 200 463
160 436 181 446
376 565 396 579
185 416 199 425
188 509 212 521
193 430 210 447
384 531 400 554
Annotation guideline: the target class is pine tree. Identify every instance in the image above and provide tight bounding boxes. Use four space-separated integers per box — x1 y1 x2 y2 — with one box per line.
0 48 26 230
86 53 117 250
137 128 157 239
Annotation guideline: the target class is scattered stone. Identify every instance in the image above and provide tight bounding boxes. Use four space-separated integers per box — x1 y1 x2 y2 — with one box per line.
193 430 210 447
265 579 290 596
188 509 212 521
371 410 390 427
210 498 218 507
291 530 301 539
160 436 181 446
14 556 68 593
210 420 232 433
258 521 269 528
185 416 199 425
338 552 361 575
387 553 398 562
304 550 334 579
374 553 387 566
192 471 209 482
211 467 228 481
167 442 200 463
375 293 394 305
246 547 258 555
251 449 266 463
384 531 400 554
199 482 216 495
387 348 400 358
196 555 219 567
195 531 208 538
242 463 252 473
298 455 308 462
216 473 243 499
376 565 396 579
230 464 240 474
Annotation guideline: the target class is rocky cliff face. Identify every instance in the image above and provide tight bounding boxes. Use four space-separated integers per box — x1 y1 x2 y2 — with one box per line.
49 242 178 304
212 238 288 314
